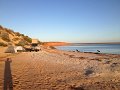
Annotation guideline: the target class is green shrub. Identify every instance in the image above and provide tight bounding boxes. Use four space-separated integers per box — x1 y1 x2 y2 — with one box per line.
16 40 28 46
0 42 7 47
23 36 32 43
5 29 14 36
21 34 25 37
1 32 10 42
15 32 21 36
12 37 19 41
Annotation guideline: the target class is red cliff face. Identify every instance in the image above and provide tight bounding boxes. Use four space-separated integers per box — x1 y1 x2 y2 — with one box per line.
43 42 69 46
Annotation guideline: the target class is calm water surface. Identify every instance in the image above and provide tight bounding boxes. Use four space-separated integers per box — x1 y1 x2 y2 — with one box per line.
56 44 120 54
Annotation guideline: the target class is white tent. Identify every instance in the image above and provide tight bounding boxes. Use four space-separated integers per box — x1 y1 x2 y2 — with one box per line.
5 46 17 53
5 46 24 53
15 46 25 52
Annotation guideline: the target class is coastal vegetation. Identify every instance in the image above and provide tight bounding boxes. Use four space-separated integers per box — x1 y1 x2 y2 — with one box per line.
0 25 32 46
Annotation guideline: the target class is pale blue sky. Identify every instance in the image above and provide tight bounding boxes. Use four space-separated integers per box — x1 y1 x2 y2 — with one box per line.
0 0 120 43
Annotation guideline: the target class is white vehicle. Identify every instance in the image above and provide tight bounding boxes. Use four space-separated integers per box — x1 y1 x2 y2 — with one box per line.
31 46 40 52
30 39 40 52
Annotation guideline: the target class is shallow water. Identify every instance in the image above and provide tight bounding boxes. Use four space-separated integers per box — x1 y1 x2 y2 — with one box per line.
56 44 120 54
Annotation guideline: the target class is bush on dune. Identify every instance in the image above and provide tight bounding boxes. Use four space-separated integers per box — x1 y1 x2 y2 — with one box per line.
5 29 14 36
12 37 19 41
15 40 28 46
15 32 21 36
23 36 32 43
0 42 7 47
0 32 11 42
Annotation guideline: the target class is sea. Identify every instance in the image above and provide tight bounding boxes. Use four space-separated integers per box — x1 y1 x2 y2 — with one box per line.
55 44 120 54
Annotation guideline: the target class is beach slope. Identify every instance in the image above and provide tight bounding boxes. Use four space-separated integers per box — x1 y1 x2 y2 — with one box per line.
0 49 120 90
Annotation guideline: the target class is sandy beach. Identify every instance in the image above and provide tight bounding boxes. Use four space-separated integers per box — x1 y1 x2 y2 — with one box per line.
0 48 120 90
1 0 120 89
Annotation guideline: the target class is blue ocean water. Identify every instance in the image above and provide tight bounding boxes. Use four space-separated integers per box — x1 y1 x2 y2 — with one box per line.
56 44 120 54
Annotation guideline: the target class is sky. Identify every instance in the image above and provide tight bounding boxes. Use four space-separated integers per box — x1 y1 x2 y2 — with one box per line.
0 0 120 43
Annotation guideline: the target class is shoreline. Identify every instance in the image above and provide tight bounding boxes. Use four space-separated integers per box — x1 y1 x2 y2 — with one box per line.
54 43 120 55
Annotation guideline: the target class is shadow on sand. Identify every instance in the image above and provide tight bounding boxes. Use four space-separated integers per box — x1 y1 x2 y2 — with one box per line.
4 58 13 90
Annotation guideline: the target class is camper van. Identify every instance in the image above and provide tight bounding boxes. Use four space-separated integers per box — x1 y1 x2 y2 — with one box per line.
31 39 40 52
24 39 40 52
